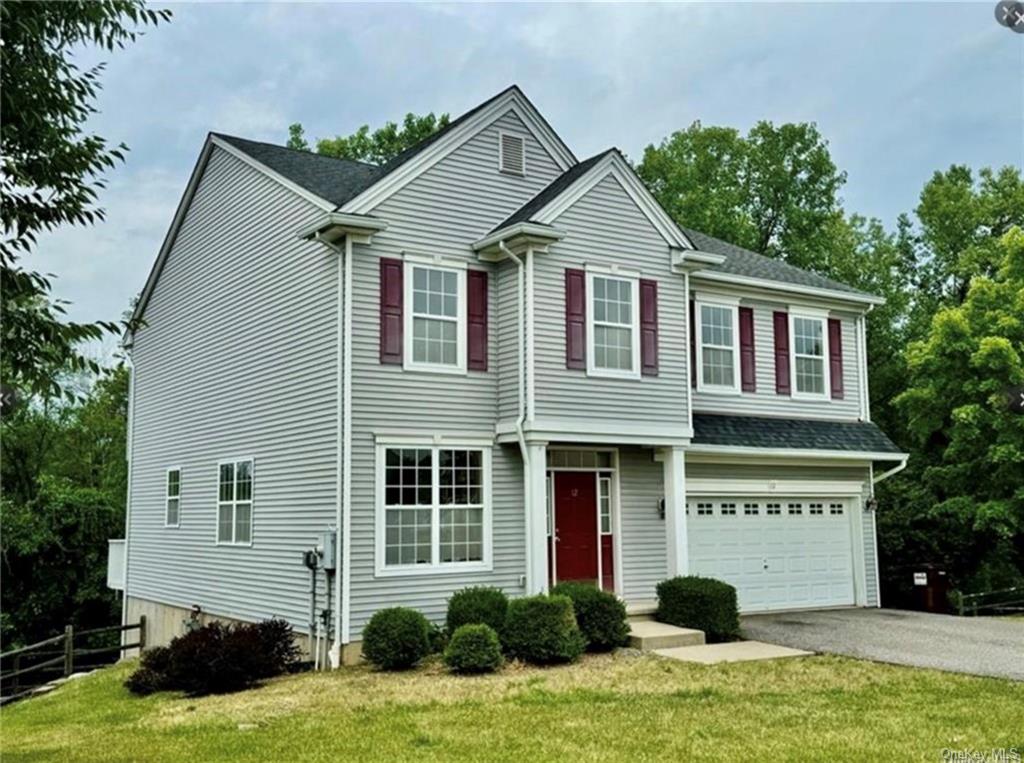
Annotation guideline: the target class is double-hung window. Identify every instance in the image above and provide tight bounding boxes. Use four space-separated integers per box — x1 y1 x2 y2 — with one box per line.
217 459 253 545
165 468 181 527
696 300 740 393
378 444 491 574
405 261 466 373
790 312 830 399
587 272 639 378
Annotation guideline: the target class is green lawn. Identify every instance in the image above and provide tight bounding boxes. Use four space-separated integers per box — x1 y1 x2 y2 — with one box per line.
3 653 1022 762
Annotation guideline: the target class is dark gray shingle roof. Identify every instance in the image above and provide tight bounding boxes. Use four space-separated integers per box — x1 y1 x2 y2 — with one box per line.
682 227 873 299
215 134 383 208
492 149 617 232
693 413 902 454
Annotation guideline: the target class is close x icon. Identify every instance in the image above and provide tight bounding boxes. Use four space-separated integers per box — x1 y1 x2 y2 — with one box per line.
995 1 1024 32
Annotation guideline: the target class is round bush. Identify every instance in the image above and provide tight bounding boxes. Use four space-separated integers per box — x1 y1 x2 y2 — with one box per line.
362 607 431 670
443 624 503 674
655 576 739 643
123 666 166 696
446 586 509 635
502 594 585 665
551 582 629 652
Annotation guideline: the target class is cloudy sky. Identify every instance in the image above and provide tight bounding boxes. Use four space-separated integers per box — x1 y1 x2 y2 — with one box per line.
33 1 1022 338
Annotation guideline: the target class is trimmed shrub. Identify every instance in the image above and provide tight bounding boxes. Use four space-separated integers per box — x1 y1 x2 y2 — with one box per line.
124 619 301 697
655 576 740 643
427 622 448 654
551 582 629 652
502 595 585 665
446 586 509 635
443 624 503 674
362 607 431 670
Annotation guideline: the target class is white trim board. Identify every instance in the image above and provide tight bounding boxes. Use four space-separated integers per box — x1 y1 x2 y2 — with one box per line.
532 151 692 250
686 478 866 497
341 90 576 215
691 269 884 307
687 443 909 462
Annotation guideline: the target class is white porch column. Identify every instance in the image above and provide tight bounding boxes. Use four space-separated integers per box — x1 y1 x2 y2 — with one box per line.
524 441 549 594
662 446 688 577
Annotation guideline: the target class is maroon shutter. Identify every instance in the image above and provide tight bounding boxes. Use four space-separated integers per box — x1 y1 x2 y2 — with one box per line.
379 258 403 365
739 306 756 392
565 269 586 369
689 299 697 388
828 318 844 399
639 279 658 376
773 311 791 394
467 269 488 371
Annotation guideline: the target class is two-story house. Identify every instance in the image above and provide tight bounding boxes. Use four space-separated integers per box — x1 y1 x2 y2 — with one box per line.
114 86 906 665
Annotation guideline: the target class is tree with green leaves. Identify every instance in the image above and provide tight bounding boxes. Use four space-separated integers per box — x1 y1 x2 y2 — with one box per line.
288 112 450 164
1 1 170 401
886 228 1024 593
636 120 846 271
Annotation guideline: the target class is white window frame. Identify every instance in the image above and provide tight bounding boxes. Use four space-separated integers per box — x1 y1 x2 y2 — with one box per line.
215 457 254 547
497 130 527 176
585 269 641 380
165 467 181 528
403 256 467 375
374 441 493 577
789 310 831 401
695 298 741 395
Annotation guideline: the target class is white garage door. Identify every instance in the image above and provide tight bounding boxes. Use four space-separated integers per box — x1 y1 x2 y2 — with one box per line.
688 497 855 612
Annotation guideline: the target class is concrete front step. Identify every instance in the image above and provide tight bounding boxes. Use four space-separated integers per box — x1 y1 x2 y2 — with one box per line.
628 619 705 650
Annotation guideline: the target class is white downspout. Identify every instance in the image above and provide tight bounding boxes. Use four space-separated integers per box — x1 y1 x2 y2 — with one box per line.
684 271 693 434
120 353 136 630
871 459 907 487
498 241 533 588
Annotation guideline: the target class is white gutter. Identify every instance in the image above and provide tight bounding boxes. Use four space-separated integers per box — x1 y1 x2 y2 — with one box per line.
472 223 565 253
691 269 886 307
871 459 908 486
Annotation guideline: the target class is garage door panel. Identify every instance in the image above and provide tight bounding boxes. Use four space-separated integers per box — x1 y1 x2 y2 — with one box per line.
688 495 855 612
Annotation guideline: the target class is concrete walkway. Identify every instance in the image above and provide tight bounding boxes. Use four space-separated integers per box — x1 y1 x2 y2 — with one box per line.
742 608 1024 681
655 640 812 665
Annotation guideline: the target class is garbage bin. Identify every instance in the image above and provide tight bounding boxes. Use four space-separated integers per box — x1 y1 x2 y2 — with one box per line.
911 565 950 613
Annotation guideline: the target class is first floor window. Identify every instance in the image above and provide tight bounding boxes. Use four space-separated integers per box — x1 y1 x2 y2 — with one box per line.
165 468 181 526
589 274 638 376
382 445 489 570
792 314 828 397
218 459 252 544
698 302 739 392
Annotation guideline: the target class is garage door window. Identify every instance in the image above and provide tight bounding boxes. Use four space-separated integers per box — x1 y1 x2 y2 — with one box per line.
697 502 713 516
766 503 781 515
787 503 803 515
830 503 844 515
744 503 759 516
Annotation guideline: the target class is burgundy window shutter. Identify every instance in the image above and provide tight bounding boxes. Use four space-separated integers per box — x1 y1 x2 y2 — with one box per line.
689 299 697 388
773 311 791 394
379 258 403 365
828 318 844 399
565 269 586 369
467 269 488 371
739 306 756 392
639 279 659 376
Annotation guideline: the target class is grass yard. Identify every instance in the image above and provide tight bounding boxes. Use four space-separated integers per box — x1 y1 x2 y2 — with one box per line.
2 652 1021 762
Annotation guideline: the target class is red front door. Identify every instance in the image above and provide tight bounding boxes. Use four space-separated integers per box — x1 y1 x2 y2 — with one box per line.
554 472 598 583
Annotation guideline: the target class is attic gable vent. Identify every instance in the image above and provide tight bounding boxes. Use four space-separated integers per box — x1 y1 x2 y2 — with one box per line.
498 132 526 176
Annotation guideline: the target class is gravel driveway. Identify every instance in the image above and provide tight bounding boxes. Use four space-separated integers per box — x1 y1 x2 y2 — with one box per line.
741 608 1024 681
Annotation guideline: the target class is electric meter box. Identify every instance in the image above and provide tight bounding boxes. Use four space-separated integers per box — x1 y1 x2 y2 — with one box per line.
320 527 338 571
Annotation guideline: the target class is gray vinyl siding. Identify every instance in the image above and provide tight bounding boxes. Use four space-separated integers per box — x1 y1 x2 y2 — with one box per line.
496 260 521 422
692 300 863 420
618 447 667 602
126 146 338 631
863 509 880 607
532 174 690 429
345 110 564 636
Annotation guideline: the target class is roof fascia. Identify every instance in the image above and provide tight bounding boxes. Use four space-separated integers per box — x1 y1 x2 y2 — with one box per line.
339 91 576 215
687 443 909 461
531 152 693 250
690 269 885 308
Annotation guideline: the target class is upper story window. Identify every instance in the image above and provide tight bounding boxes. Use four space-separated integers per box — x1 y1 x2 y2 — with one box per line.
377 444 492 575
498 131 526 176
790 313 829 399
405 263 466 373
587 273 639 378
165 468 181 527
217 459 253 545
697 301 739 394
